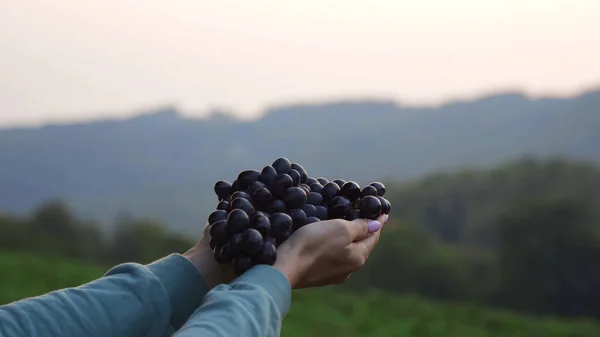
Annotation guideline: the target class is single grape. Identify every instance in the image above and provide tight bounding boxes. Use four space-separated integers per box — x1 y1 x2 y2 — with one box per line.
252 187 273 208
230 197 255 215
231 191 252 202
309 183 323 194
223 194 232 202
321 182 341 202
332 179 346 188
241 228 263 255
291 163 308 183
369 182 386 197
302 204 317 218
274 231 290 245
237 169 261 189
233 254 253 275
340 181 361 201
214 180 232 201
378 196 391 214
249 180 267 194
226 209 250 235
269 173 294 198
288 208 307 230
287 169 301 187
270 212 293 235
299 183 311 195
316 177 329 185
209 237 217 249
329 196 352 219
266 199 287 213
361 185 378 198
229 233 243 255
315 205 328 220
253 242 277 266
345 209 361 221
305 216 320 225
264 236 277 247
283 187 307 209
217 201 230 211
231 180 241 193
209 220 228 244
249 212 271 236
272 157 292 174
259 165 277 184
307 191 323 206
360 195 382 219
306 177 318 186
208 209 227 225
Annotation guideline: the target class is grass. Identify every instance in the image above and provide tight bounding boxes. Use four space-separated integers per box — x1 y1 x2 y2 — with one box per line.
2 250 599 337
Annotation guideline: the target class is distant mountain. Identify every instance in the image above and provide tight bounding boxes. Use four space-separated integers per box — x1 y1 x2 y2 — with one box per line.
1 89 599 234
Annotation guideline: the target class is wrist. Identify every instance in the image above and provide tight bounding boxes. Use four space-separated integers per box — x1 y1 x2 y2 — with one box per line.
273 244 305 289
183 243 222 289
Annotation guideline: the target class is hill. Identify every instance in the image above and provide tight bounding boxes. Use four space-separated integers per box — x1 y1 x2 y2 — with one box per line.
3 250 600 337
1 89 599 233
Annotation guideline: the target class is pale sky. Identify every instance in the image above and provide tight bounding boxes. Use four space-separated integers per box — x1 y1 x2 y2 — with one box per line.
1 0 599 127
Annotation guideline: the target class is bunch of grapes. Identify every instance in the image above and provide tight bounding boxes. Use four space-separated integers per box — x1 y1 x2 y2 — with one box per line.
207 157 391 276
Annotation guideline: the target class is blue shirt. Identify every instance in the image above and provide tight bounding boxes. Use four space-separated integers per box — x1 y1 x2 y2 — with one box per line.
0 254 291 337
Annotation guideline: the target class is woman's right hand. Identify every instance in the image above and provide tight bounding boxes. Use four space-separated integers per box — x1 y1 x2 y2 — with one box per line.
273 214 387 289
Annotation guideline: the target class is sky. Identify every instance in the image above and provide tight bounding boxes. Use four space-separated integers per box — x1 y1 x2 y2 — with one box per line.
1 0 599 127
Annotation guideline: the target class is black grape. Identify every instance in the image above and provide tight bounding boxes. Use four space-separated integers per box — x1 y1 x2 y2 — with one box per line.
249 180 267 194
237 169 261 189
253 187 273 208
209 238 217 249
217 201 229 211
253 242 277 265
214 180 232 201
307 191 323 206
272 157 292 174
315 205 328 220
378 196 391 214
270 212 293 235
208 210 227 225
230 197 255 215
287 169 301 186
259 165 277 184
340 181 361 201
229 233 243 255
361 185 378 198
250 212 271 236
231 180 241 193
209 220 228 244
306 177 318 186
332 179 346 188
264 236 277 247
291 163 308 183
345 209 361 221
266 199 287 213
299 184 311 194
214 244 233 263
269 173 294 198
321 182 341 202
233 254 253 275
360 195 382 219
305 216 320 225
283 187 307 209
302 204 317 218
226 209 250 235
316 177 329 185
241 229 263 255
223 194 232 202
329 196 352 219
231 191 252 202
369 182 386 197
274 232 290 245
288 208 307 230
309 183 323 194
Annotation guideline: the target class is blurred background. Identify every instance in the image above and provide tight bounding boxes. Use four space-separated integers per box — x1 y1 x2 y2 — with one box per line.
1 1 600 336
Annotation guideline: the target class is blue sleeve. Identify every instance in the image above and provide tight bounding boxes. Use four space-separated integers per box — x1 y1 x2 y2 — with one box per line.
0 254 208 337
173 265 291 337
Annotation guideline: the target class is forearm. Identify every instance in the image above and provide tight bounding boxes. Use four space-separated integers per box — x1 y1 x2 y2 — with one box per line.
0 254 208 337
173 265 291 337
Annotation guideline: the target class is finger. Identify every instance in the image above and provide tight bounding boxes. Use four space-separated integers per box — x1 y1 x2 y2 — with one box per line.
347 214 386 241
350 229 381 259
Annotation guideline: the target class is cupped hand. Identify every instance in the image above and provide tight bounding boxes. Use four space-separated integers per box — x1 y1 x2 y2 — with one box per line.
273 214 387 288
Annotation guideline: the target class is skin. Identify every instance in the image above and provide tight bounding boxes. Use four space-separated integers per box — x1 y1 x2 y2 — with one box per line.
183 214 388 289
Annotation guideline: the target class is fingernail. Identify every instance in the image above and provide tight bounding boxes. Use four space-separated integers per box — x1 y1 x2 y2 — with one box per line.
368 220 382 233
385 214 389 223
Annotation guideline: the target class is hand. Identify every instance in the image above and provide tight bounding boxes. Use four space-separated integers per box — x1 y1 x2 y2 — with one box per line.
273 214 387 288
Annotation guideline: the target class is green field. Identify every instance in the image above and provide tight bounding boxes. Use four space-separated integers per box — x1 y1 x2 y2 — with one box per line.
2 251 599 337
